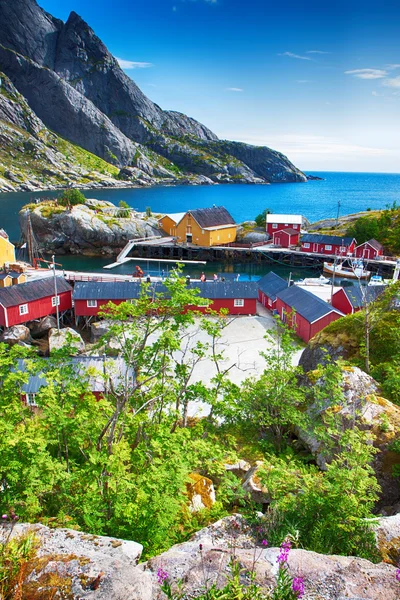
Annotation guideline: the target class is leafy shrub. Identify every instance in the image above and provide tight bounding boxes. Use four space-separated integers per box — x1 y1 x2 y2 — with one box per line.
57 189 86 207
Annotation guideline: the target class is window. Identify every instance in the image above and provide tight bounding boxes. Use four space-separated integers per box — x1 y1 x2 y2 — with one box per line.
303 243 310 249
272 223 278 229
234 299 244 307
268 298 272 306
87 300 97 307
285 223 289 227
293 224 298 229
19 304 28 315
325 245 332 251
26 393 37 407
340 246 346 252
51 296 60 307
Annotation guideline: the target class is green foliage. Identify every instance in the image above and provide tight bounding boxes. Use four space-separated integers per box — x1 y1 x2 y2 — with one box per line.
57 188 86 207
146 206 152 217
0 530 38 599
254 208 271 228
346 205 400 254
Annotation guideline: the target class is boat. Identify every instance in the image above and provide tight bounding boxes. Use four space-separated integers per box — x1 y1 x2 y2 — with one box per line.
323 258 371 280
368 275 386 286
297 275 330 286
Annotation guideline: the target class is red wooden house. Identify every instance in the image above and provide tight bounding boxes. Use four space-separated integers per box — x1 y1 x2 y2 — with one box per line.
16 356 133 407
300 234 356 256
266 214 303 237
354 239 383 259
0 277 73 328
272 228 300 248
331 285 386 315
276 285 343 342
257 272 288 309
73 280 259 318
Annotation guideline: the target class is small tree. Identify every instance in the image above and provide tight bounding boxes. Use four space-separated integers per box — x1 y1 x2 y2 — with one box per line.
255 208 271 229
58 189 86 207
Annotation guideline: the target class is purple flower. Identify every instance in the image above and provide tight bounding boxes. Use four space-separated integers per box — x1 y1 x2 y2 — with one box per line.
157 567 169 585
292 576 305 598
276 540 291 564
261 539 268 547
396 569 400 582
1 514 7 520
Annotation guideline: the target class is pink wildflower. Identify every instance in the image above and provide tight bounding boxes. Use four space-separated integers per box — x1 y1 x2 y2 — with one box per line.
292 576 305 598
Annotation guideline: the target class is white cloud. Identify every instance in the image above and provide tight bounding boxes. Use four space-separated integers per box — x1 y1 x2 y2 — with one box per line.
226 87 243 92
307 50 331 54
116 58 154 69
372 91 384 96
278 52 312 61
345 68 387 79
382 76 400 88
386 64 400 70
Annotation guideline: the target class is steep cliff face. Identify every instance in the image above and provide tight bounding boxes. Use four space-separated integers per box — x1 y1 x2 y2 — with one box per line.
0 0 307 186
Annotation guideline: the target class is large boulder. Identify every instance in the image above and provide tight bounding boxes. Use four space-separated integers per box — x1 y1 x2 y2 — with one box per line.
375 513 400 566
186 473 216 512
0 324 31 346
298 367 400 508
28 315 57 338
48 327 85 353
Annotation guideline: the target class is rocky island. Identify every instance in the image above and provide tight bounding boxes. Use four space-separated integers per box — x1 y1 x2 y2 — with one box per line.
0 0 306 193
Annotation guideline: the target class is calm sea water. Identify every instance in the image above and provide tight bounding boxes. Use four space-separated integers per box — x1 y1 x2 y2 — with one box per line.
1 171 399 279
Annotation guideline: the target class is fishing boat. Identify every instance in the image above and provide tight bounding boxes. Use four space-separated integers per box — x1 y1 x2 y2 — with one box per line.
323 258 371 280
297 275 330 286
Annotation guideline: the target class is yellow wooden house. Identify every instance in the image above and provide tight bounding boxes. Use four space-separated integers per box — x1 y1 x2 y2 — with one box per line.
0 229 16 268
159 206 237 247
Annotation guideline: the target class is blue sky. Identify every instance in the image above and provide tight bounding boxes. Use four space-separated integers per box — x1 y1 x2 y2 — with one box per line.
39 0 400 172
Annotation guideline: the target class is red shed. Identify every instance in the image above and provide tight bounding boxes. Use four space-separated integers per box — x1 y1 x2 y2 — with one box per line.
272 228 300 248
331 285 386 315
73 280 259 318
354 239 383 259
0 277 72 328
300 234 356 256
276 285 343 342
257 272 288 309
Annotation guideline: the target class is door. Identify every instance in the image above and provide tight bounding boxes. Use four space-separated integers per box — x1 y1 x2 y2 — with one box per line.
313 243 318 252
186 233 192 243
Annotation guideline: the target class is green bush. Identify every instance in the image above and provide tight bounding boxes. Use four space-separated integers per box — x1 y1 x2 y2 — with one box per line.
57 189 86 207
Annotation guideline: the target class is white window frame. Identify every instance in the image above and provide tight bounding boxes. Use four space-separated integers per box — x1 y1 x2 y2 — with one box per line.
293 224 298 229
19 304 28 315
340 246 346 252
272 223 278 229
87 299 97 308
285 223 289 227
325 245 332 251
26 393 37 407
234 298 245 307
303 242 310 249
51 296 60 307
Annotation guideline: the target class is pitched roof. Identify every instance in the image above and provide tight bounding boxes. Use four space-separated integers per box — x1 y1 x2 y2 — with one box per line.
16 356 133 394
274 228 299 236
0 273 12 280
266 214 303 225
0 277 72 308
161 212 185 225
257 272 288 300
189 206 235 229
73 280 258 301
277 285 343 323
301 233 355 246
356 238 383 251
334 285 386 309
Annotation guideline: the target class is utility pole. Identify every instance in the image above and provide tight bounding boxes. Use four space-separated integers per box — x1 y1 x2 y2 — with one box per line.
51 254 60 332
336 200 341 226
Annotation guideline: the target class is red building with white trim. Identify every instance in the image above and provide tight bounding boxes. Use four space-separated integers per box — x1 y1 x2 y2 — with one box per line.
276 285 343 342
266 214 302 237
0 277 73 328
300 234 356 256
354 239 383 259
272 228 300 248
331 285 386 315
257 272 288 310
73 280 259 318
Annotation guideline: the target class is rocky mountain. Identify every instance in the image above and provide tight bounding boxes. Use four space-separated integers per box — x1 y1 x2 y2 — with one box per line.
0 0 307 191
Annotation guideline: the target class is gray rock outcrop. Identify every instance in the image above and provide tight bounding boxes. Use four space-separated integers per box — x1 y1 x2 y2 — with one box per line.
48 327 85 353
19 199 160 254
0 0 307 187
0 324 32 346
3 517 399 599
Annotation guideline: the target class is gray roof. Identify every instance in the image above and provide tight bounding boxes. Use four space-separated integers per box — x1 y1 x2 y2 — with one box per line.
301 233 355 246
73 280 258 301
276 285 342 323
189 206 235 228
338 285 386 309
356 238 383 251
258 272 288 300
0 277 72 308
0 273 11 280
16 356 133 394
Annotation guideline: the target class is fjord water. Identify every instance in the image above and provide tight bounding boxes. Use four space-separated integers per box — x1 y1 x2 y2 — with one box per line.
1 171 399 279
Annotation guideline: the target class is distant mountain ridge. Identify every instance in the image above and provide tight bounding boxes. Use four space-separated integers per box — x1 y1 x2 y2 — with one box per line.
0 0 307 191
